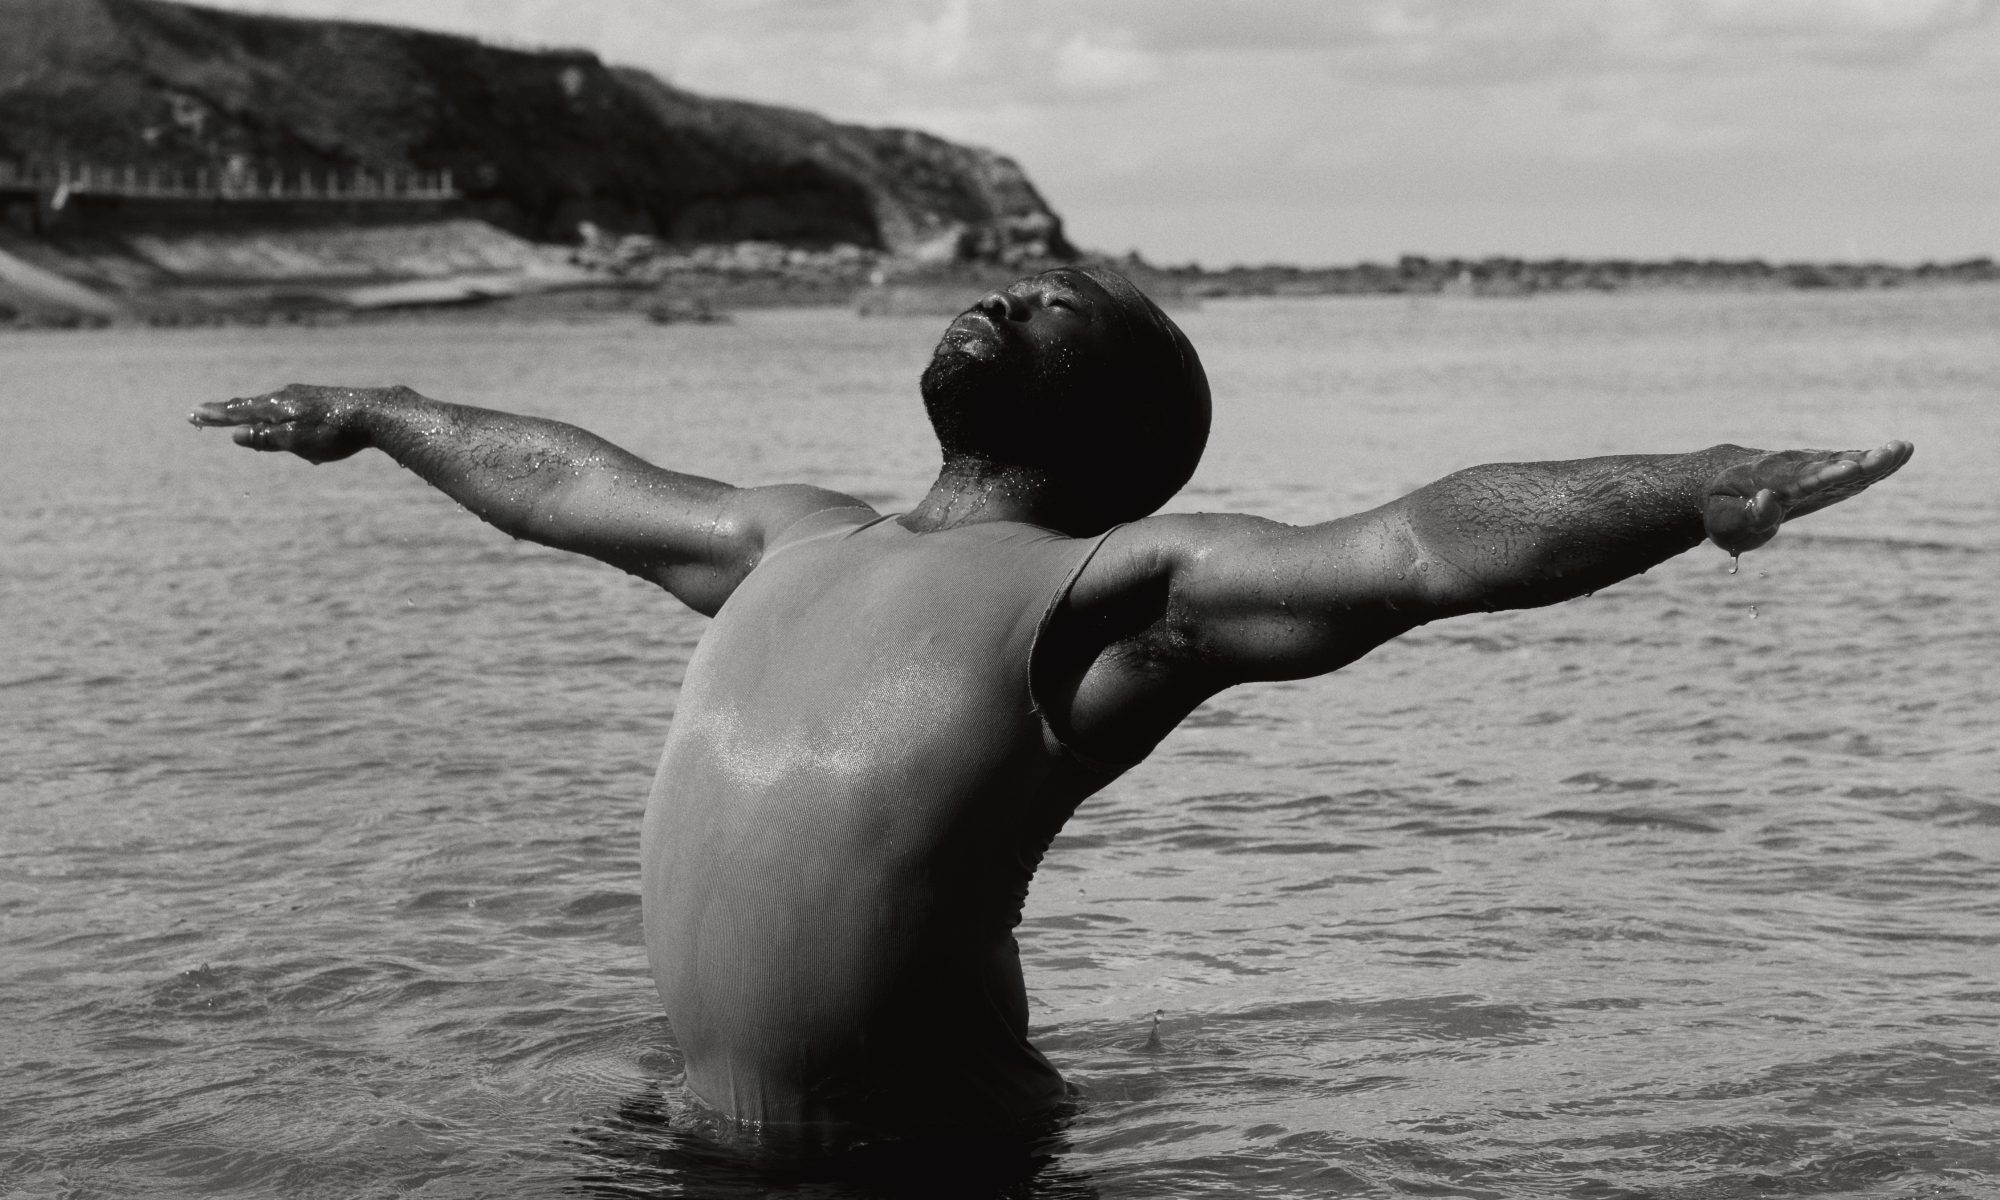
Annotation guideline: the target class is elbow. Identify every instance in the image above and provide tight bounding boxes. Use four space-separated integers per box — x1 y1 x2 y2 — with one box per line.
482 489 575 548
1402 528 1559 615
502 509 557 546
501 470 607 546
1397 523 1490 612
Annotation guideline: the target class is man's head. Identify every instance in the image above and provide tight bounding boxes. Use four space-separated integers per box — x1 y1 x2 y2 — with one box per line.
919 265 1210 531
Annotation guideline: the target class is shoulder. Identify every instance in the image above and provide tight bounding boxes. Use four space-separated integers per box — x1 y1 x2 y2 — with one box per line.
654 487 874 612
1072 512 1295 609
720 485 879 557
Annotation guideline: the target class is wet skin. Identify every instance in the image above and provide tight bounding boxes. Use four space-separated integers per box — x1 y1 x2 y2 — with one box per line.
936 274 1092 367
190 268 1913 1129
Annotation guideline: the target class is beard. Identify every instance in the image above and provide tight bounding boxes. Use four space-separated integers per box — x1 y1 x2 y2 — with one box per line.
919 326 1046 465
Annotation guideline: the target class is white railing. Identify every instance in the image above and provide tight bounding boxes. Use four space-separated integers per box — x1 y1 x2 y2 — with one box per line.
0 160 458 202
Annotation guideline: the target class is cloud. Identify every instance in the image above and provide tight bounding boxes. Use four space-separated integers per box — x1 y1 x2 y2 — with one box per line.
187 0 2000 261
1071 0 2000 81
1053 31 1161 96
893 0 975 80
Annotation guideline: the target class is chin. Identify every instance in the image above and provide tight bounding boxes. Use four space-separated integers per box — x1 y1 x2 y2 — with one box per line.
922 344 1030 453
925 339 1014 399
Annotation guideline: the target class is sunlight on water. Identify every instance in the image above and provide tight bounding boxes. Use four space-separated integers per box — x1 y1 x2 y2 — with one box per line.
2 288 1997 1197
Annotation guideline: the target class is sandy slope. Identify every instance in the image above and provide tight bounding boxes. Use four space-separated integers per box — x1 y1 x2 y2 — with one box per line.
0 241 123 318
122 220 564 283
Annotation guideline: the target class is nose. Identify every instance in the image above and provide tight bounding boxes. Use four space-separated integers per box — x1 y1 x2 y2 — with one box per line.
976 290 1030 322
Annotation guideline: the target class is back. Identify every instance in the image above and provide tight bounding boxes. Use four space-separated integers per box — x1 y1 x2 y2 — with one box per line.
640 509 1123 1131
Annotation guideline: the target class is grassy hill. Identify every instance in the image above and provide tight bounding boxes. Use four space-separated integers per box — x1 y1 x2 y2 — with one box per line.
0 0 1072 259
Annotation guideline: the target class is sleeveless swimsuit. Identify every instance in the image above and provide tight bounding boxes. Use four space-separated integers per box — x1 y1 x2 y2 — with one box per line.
640 508 1127 1133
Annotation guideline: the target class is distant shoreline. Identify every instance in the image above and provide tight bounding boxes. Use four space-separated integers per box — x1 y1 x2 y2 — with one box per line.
3 220 1996 331
1119 254 2000 301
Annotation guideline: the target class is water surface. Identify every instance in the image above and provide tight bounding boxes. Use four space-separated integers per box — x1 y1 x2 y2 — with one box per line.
3 288 1996 1197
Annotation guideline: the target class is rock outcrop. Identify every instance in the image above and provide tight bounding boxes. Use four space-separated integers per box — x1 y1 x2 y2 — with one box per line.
0 0 1073 262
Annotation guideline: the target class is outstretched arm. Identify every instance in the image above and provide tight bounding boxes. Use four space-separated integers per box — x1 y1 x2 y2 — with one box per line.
1049 441 1911 759
1366 439 1913 616
189 384 870 614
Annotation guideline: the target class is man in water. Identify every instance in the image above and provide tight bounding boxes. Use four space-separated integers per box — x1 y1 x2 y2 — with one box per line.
192 265 1910 1137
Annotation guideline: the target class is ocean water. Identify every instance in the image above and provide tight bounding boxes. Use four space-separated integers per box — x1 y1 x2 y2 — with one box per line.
2 288 1995 1198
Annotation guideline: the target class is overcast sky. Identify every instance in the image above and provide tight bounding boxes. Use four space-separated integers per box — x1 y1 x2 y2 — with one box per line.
198 0 2000 267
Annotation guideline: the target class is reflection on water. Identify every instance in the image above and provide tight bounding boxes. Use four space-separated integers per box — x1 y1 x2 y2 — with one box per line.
3 288 1997 1197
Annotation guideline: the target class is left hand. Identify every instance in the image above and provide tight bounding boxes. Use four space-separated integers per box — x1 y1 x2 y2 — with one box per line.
187 384 387 463
1703 440 1913 554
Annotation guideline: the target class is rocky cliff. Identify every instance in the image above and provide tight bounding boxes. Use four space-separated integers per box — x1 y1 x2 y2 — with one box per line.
0 0 1073 261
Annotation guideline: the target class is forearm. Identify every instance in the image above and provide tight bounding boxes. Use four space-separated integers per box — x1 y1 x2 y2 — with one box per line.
353 388 725 549
1138 439 1905 688
1396 444 1760 614
193 381 880 611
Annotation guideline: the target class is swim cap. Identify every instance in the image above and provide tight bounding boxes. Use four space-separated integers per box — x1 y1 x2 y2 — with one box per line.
1041 265 1212 511
919 263 1212 528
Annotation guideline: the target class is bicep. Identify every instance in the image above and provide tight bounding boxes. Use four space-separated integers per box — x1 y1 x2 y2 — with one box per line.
648 484 874 614
1052 512 1431 760
532 466 870 614
1149 510 1435 684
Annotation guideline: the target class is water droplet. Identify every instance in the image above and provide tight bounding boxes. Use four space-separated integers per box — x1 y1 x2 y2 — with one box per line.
1728 555 1740 575
1749 605 1758 619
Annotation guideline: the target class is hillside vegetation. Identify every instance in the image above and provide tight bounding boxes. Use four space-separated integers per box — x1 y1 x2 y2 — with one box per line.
0 0 1071 259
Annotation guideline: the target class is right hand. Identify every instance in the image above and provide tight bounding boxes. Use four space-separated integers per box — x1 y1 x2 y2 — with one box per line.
1702 440 1913 555
187 383 394 463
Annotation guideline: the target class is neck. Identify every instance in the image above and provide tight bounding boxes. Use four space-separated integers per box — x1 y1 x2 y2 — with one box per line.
902 459 1087 534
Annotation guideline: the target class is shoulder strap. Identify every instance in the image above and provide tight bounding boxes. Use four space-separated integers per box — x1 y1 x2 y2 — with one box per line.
1025 526 1143 774
759 506 890 564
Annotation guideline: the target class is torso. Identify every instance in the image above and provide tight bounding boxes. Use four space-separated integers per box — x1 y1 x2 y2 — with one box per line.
640 508 1129 1132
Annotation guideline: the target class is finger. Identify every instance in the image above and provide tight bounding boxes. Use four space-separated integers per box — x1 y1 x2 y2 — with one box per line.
1861 440 1914 476
1775 440 1912 521
191 396 294 427
189 399 252 427
231 422 297 452
1796 440 1913 495
1705 490 1779 553
1749 488 1782 530
1792 457 1863 495
1707 515 1776 555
